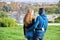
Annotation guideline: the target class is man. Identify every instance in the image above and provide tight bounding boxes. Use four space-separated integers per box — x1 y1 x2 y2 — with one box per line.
28 8 48 40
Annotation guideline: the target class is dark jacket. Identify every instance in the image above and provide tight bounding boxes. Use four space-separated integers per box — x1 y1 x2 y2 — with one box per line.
23 19 35 38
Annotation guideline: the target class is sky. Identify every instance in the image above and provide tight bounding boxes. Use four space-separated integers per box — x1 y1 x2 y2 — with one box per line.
14 0 59 2
13 0 60 4
0 0 59 4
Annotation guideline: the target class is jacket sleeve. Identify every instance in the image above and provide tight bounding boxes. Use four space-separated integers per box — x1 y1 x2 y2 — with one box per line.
28 16 44 31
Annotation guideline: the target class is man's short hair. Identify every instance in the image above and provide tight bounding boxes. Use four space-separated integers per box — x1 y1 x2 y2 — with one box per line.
39 8 44 11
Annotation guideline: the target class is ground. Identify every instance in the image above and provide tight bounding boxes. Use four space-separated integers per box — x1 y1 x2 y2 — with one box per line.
0 26 60 40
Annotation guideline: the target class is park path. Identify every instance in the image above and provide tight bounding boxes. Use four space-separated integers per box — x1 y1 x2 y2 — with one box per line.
19 23 60 26
48 23 60 26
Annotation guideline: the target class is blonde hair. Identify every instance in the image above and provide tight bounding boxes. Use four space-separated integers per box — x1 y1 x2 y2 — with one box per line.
24 9 35 27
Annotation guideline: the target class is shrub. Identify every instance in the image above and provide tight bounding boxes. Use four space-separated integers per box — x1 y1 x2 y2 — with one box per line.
55 8 60 14
48 21 54 23
54 16 60 23
0 11 8 17
0 17 18 27
0 11 18 27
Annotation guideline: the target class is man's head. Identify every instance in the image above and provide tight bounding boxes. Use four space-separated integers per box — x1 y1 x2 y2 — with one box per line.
38 8 44 15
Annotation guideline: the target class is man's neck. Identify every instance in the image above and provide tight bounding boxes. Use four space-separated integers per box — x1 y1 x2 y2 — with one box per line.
39 13 43 15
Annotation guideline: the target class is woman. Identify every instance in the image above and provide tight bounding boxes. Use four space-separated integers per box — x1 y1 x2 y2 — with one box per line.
23 9 35 40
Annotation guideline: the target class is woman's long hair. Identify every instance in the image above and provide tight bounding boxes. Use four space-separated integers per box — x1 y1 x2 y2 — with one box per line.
24 9 35 27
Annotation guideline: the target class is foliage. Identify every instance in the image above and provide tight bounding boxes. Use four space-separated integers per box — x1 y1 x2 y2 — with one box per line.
0 17 18 27
55 7 60 14
45 6 58 14
48 21 54 23
2 5 10 12
54 16 60 23
34 8 38 13
0 11 18 27
0 11 8 17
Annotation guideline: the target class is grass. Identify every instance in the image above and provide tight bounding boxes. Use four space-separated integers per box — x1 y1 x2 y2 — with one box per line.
45 26 60 40
0 26 60 40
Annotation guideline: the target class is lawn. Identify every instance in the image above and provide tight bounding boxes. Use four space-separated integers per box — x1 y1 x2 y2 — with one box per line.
0 26 60 40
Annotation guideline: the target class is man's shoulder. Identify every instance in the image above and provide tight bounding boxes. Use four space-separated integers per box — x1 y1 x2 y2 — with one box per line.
36 15 42 20
37 15 41 18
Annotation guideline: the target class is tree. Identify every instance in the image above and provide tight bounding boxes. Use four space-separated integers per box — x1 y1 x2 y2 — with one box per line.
45 6 58 14
2 5 10 12
55 8 60 14
58 1 60 7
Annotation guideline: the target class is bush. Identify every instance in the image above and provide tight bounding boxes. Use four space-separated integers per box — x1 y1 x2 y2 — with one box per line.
34 8 38 13
0 17 18 27
54 16 60 23
55 8 60 14
0 11 18 27
48 21 54 23
45 6 58 14
0 11 8 17
54 20 60 23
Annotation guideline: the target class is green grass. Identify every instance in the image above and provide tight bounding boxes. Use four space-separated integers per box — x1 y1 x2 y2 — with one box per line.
0 26 60 40
45 26 60 40
0 26 25 40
